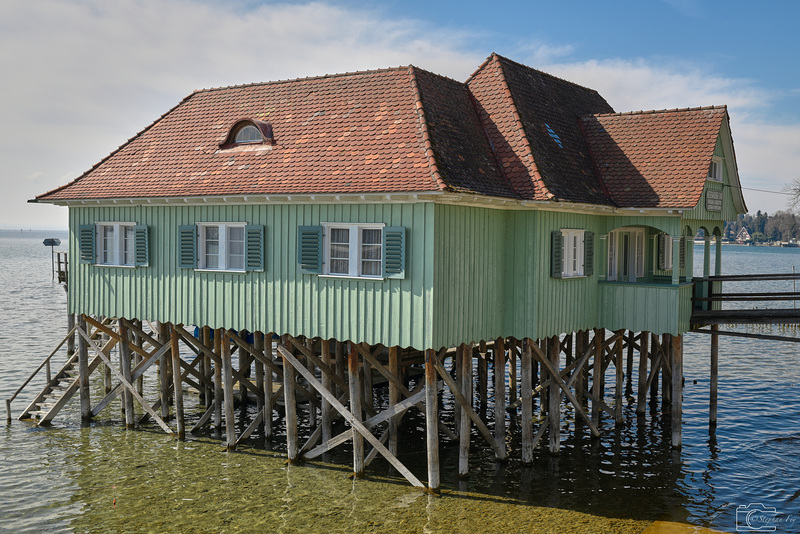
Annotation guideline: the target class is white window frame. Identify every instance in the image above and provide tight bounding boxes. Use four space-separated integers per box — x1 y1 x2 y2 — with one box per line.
96 222 135 266
707 156 723 182
322 223 384 279
608 228 645 281
561 229 585 278
197 222 246 272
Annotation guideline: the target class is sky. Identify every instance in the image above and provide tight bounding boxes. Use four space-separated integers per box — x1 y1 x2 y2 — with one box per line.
2 0 799 229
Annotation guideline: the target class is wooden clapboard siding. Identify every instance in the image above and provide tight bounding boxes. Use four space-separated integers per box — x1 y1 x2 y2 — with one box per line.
598 282 693 335
431 204 506 348
69 202 435 349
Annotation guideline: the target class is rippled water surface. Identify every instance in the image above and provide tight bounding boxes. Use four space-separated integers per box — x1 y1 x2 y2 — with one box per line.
1 233 799 533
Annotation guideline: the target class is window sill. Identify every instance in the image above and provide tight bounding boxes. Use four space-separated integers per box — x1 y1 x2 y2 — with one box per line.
194 268 246 274
559 274 587 279
95 264 137 268
319 274 385 282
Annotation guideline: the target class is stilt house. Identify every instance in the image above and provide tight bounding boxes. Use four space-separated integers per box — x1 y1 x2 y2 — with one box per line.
29 53 747 489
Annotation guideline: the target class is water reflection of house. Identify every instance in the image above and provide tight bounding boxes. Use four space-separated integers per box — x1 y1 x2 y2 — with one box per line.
30 53 747 490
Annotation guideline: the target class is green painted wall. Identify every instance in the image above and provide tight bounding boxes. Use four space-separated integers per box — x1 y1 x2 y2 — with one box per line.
69 202 435 349
69 201 704 350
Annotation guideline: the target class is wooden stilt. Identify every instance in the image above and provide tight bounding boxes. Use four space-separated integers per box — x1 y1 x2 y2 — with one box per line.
133 319 144 397
509 339 518 406
662 334 672 407
362 353 374 412
539 338 549 416
280 336 299 461
548 335 560 454
458 344 471 477
671 334 683 448
158 323 171 421
591 328 603 427
521 338 533 465
264 333 274 439
710 324 719 430
425 348 440 492
335 341 345 395
388 345 400 456
78 315 91 421
454 345 463 430
494 337 506 457
478 347 488 417
305 338 318 429
321 339 333 444
119 322 135 428
254 332 265 435
649 333 660 402
614 330 624 424
201 326 212 405
214 329 223 431
626 330 635 395
636 331 650 415
222 330 237 451
348 341 364 477
170 325 185 440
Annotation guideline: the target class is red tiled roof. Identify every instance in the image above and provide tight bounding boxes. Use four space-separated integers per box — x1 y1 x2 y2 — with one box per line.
467 54 615 204
36 54 734 212
37 68 444 201
581 106 727 208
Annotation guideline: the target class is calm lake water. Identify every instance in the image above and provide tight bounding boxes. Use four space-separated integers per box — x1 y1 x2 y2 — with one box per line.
1 231 799 533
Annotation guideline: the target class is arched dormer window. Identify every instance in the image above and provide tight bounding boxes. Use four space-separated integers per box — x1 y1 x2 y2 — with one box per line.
220 118 275 148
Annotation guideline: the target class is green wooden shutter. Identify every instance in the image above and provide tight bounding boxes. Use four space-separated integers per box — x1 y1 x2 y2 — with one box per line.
383 227 406 279
679 236 686 269
178 225 196 269
584 231 594 276
551 231 563 279
658 234 666 270
298 226 322 274
245 224 264 272
134 225 149 267
78 224 95 264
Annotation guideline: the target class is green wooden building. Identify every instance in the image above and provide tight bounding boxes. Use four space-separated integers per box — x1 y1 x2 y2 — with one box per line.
29 53 746 488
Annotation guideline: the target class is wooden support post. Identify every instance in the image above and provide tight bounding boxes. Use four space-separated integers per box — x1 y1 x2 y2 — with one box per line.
78 315 91 421
67 313 76 357
671 334 683 447
362 353 374 412
201 327 212 405
264 333 274 439
662 334 672 407
494 337 506 456
133 319 143 397
280 336 299 461
548 335 560 454
305 338 317 429
388 345 400 456
119 322 135 428
321 339 333 445
425 348 440 492
478 345 488 417
214 329 223 431
615 330 624 424
508 338 518 406
591 328 603 427
650 333 660 402
539 338 548 415
335 341 345 395
170 325 185 440
222 330 237 451
454 345 463 430
254 332 265 434
156 322 171 421
636 331 650 416
626 331 635 395
458 344 472 477
521 338 534 465
710 324 719 430
348 341 364 477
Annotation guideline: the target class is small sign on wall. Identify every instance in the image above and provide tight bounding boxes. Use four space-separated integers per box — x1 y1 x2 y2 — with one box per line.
706 189 723 212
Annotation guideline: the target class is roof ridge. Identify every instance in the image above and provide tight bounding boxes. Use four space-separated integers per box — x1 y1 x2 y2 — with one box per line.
491 52 609 101
586 104 727 118
406 66 450 193
491 54 552 200
192 66 412 95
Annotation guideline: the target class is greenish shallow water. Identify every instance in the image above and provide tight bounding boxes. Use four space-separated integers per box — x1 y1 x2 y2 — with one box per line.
2 232 799 533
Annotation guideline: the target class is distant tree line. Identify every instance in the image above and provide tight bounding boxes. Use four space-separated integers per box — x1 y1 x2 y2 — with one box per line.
723 211 800 243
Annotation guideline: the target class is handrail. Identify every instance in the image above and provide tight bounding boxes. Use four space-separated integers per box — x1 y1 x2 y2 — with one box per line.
5 326 76 422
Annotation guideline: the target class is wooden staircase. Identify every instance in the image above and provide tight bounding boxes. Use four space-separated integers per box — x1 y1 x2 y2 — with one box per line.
19 353 104 424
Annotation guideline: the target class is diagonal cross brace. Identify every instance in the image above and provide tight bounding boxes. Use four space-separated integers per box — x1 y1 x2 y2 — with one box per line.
276 344 424 488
